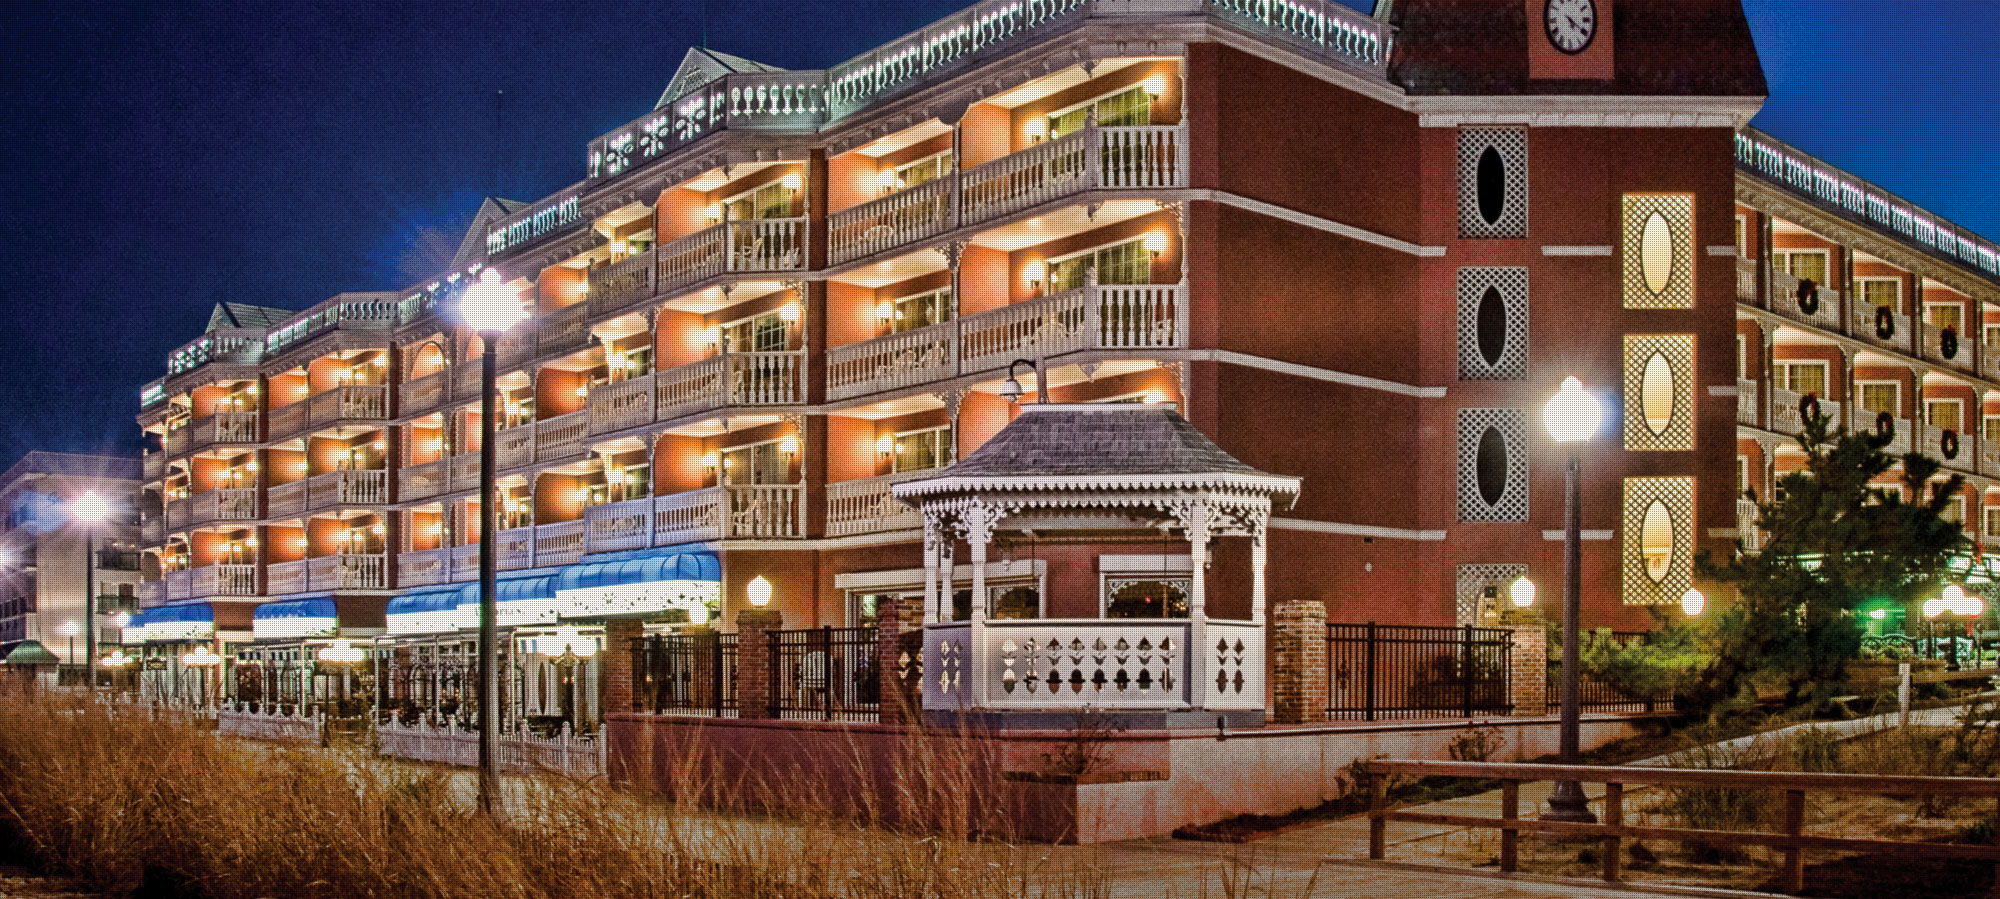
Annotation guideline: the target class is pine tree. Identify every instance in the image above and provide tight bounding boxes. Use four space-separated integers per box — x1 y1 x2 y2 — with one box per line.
1694 410 1968 709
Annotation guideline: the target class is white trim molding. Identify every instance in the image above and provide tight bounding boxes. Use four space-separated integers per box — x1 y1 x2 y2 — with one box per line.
1543 246 1614 257
1542 529 1615 541
1271 517 1448 542
1199 190 1446 258
1707 385 1739 397
1414 96 1764 129
1206 349 1448 399
1707 245 1740 257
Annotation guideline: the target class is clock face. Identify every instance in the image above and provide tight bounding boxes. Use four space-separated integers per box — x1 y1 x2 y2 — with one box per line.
1544 0 1597 55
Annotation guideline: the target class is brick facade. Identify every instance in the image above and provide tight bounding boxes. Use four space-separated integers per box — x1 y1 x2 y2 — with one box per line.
1269 600 1327 725
874 594 923 726
734 609 782 719
1507 622 1548 717
600 618 643 715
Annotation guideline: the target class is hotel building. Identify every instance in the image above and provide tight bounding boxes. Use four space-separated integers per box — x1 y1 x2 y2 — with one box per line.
128 0 1997 721
0 452 143 664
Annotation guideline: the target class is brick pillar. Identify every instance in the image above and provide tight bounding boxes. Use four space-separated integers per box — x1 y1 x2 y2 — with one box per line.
1508 623 1548 717
876 595 925 726
601 618 644 714
735 609 782 720
1270 600 1328 725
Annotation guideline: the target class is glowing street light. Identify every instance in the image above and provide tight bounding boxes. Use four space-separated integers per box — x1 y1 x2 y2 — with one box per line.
72 492 111 694
1680 588 1706 617
1542 376 1603 825
746 575 774 608
1509 576 1537 609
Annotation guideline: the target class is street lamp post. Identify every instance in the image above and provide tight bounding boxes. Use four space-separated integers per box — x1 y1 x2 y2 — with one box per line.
1924 586 1985 671
458 269 527 816
73 492 111 693
59 621 79 681
1543 377 1602 824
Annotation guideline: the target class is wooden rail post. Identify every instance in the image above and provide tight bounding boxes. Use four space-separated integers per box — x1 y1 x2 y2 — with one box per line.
1783 789 1806 894
1368 773 1388 860
1602 782 1623 883
1499 780 1519 873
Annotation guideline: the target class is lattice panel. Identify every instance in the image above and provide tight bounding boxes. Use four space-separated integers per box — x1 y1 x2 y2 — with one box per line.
1623 194 1697 309
1623 334 1697 452
1457 409 1531 522
1457 267 1531 380
1458 128 1529 239
1456 563 1530 627
1623 476 1696 606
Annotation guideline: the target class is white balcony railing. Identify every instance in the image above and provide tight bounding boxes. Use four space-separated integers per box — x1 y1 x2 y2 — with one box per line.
499 528 536 570
1737 499 1762 552
498 425 537 470
1735 258 1757 304
657 224 728 293
1770 387 1839 436
304 469 387 509
308 554 387 591
1736 378 1758 427
540 303 592 357
1769 270 1842 333
588 375 656 435
535 412 588 462
192 488 258 524
399 459 451 502
164 496 191 530
534 520 585 567
400 370 451 415
653 485 804 546
267 560 308 596
655 352 805 420
830 177 954 265
1854 303 1911 350
143 452 165 481
307 384 390 427
164 569 193 602
191 564 258 598
398 547 453 588
267 481 308 520
958 281 1189 373
585 498 654 554
922 617 1263 713
827 471 928 537
828 322 956 401
1922 325 1975 371
728 217 808 273
588 251 658 316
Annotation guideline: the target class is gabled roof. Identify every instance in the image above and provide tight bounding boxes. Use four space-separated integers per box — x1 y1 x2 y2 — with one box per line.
654 47 787 111
451 197 530 269
894 404 1300 503
205 302 292 333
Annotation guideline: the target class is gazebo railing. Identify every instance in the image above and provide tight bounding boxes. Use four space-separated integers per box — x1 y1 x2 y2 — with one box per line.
922 617 1263 713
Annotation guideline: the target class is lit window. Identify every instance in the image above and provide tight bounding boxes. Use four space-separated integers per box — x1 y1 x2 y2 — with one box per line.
1048 86 1149 140
1104 578 1189 619
892 427 952 473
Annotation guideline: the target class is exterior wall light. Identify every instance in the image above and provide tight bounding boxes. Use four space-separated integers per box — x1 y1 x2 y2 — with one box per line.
1509 576 1536 609
779 437 799 456
781 173 804 193
1144 231 1169 258
877 435 894 456
1680 587 1706 617
1143 75 1168 98
1025 119 1047 144
877 170 898 193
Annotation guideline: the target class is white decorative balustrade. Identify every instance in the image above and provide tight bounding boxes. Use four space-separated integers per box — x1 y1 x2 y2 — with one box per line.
1922 325 1975 371
1770 387 1839 436
1769 270 1842 332
652 485 805 545
191 564 258 598
307 384 391 427
534 520 586 567
539 304 592 357
192 488 258 524
585 498 654 553
535 412 588 462
656 224 728 292
376 720 602 779
398 547 452 587
922 617 1263 713
1853 303 1911 350
1736 378 1758 427
172 411 261 454
588 375 656 435
588 250 658 316
655 352 805 420
827 472 928 536
304 469 387 510
400 370 450 415
496 425 538 470
728 217 808 272
164 569 193 602
1737 499 1762 552
500 528 536 570
829 177 954 265
218 709 322 744
829 322 957 400
266 560 308 596
1736 258 1757 303
267 481 308 519
308 554 387 591
399 459 451 502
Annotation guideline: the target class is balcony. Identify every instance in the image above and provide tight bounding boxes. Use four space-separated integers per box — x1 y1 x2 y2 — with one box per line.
654 485 804 545
827 472 928 537
165 496 191 530
1922 326 1975 372
1737 499 1762 552
1770 387 1839 436
164 564 257 602
398 459 452 502
137 580 164 606
261 554 389 593
398 547 453 588
1768 270 1843 333
142 516 165 545
1853 304 1911 352
1929 428 1977 474
190 488 258 527
655 351 806 421
588 376 657 435
143 452 165 482
1736 378 1758 427
400 370 452 417
828 124 1189 267
305 469 389 509
401 523 585 587
830 282 1188 400
267 480 308 520
269 385 390 441
535 519 586 567
1735 258 1757 304
1982 442 2000 480
585 218 809 318
535 412 588 462
922 618 1263 713
163 411 260 456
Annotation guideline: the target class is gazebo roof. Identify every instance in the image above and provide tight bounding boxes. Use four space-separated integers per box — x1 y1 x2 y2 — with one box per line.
894 404 1299 503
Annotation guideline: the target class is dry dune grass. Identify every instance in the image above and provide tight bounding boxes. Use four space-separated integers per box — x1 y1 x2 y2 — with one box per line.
0 694 1109 899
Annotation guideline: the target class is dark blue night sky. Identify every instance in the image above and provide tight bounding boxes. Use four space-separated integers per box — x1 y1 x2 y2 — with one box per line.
1 0 1994 467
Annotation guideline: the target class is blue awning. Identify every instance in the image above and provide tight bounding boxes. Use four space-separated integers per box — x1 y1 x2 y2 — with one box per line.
129 603 216 642
455 573 559 608
387 588 462 617
555 552 720 593
253 598 337 621
136 603 214 625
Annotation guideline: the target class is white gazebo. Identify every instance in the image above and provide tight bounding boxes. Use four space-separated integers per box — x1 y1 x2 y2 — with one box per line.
893 403 1299 724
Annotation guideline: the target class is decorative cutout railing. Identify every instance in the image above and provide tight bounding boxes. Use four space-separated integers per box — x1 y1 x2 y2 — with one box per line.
923 617 1263 712
827 472 929 536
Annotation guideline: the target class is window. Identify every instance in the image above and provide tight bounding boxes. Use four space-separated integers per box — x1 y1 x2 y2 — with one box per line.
720 312 789 353
1926 303 1964 332
1857 278 1901 309
723 181 791 221
1877 484 1905 503
848 592 889 628
1048 239 1150 291
1048 85 1149 140
1737 456 1750 494
1926 398 1962 431
1986 506 2000 540
610 463 651 502
720 441 790 485
615 345 653 379
1774 361 1827 395
1621 194 1695 309
1774 249 1829 284
1985 324 2000 350
891 152 954 191
890 289 953 333
943 585 1040 621
1104 578 1189 619
1735 214 1749 257
1984 415 2000 445
1857 382 1900 417
891 427 952 473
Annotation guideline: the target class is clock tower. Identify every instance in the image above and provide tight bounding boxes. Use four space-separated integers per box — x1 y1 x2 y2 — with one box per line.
1528 0 1614 80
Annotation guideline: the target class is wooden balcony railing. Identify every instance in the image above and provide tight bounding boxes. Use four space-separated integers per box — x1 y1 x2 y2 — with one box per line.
588 375 657 435
535 412 588 462
272 385 388 440
400 369 451 416
653 485 804 546
267 480 308 520
588 251 657 317
828 321 957 401
654 352 805 421
191 488 258 525
304 469 388 510
398 459 451 502
397 547 453 588
958 282 1189 374
539 303 591 357
585 497 655 554
584 218 810 319
308 554 388 591
167 410 261 456
1734 257 1757 304
534 519 585 567
190 564 258 599
826 471 927 536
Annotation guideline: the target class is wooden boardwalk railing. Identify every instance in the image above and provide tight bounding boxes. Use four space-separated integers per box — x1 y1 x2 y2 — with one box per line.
1361 759 2000 896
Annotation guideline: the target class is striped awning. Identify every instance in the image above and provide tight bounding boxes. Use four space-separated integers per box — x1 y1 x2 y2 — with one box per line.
252 598 339 641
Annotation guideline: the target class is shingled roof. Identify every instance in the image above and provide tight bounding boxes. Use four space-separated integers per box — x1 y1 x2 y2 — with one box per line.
894 404 1299 502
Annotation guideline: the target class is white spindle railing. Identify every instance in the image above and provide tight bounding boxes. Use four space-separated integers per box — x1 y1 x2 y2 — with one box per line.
587 250 657 317
534 412 588 462
451 543 482 575
724 485 804 539
828 321 957 400
1770 387 1839 436
960 129 1091 225
1982 442 2000 479
657 224 728 291
727 217 808 272
1854 303 1911 350
267 481 308 519
1735 258 1758 303
309 554 386 591
192 564 258 597
829 177 953 265
958 287 1092 370
728 351 806 406
539 303 592 357
656 356 727 420
398 547 452 588
1097 125 1188 189
400 370 450 415
826 472 927 537
308 385 389 425
399 459 451 502
1769 270 1842 333
497 425 537 469
1737 378 1758 427
499 528 536 570
1922 324 1975 370
653 488 725 546
588 374 656 435
376 720 601 779
1095 283 1188 349
198 487 257 522
534 520 585 567
586 498 654 553
267 560 308 596
923 617 1262 713
1737 499 1762 552
450 452 481 486
340 469 389 505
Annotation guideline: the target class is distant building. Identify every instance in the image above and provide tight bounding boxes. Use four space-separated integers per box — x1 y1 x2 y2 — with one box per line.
0 452 143 662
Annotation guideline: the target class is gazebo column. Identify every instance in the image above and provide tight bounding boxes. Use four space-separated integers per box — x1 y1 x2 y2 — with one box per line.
964 504 993 707
1250 524 1267 622
922 529 941 623
1186 502 1209 711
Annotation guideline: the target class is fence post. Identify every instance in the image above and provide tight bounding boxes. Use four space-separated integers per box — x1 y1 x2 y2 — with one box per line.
1783 789 1806 894
1500 780 1519 873
1461 624 1475 718
1270 600 1327 725
712 633 726 718
1602 782 1623 883
1364 621 1378 722
820 625 834 721
1367 769 1387 859
735 609 781 720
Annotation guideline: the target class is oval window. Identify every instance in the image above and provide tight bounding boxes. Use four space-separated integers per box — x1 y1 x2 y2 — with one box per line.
1476 286 1508 366
1641 352 1676 435
1476 426 1508 507
1476 146 1508 226
1641 500 1675 583
1641 211 1675 294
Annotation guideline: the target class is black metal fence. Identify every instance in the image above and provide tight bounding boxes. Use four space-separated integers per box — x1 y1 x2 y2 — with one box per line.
769 626 880 722
1326 623 1514 721
633 633 738 717
1549 631 1674 715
